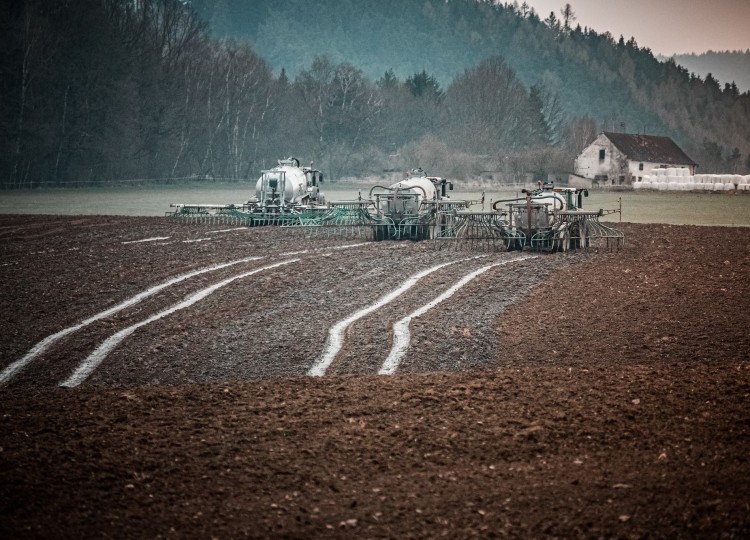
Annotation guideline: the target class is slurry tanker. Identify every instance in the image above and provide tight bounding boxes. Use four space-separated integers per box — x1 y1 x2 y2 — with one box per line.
168 157 326 225
168 162 623 251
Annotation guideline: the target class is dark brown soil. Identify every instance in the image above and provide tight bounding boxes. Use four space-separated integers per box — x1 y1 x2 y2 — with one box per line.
1 215 749 538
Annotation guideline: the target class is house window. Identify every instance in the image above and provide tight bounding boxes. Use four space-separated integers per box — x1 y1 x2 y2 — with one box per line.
599 149 605 160
639 163 644 171
638 176 642 181
619 176 625 185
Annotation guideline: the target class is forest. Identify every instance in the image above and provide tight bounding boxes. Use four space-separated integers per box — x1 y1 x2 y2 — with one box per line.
667 50 750 94
1 0 749 188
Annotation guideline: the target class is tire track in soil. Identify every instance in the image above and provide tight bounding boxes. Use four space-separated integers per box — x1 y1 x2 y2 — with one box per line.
61 259 302 388
330 253 581 376
397 253 580 373
1 214 582 387
1 218 368 372
0 256 269 386
90 245 459 385
307 258 466 377
379 256 538 375
5 258 277 389
327 255 493 376
1 228 388 387
16 241 407 387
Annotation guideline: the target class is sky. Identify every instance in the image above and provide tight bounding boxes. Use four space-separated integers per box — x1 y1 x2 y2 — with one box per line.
522 0 750 56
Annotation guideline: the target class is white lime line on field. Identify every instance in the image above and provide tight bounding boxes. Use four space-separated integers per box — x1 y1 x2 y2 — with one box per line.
282 243 368 258
121 237 171 244
207 227 249 234
307 259 470 377
378 256 537 375
0 256 264 386
327 243 369 251
182 238 212 243
60 259 299 388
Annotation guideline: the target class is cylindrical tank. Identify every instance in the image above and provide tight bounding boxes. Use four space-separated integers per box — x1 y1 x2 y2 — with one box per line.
530 191 567 212
387 176 436 204
255 164 308 205
376 175 437 218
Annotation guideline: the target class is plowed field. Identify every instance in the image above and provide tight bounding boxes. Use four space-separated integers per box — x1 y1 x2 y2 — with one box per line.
1 215 748 538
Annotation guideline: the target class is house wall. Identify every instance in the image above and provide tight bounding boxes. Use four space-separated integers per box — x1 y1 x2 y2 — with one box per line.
574 134 697 185
574 134 628 185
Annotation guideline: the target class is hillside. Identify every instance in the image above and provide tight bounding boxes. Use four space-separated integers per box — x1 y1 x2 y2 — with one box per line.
187 0 750 173
191 0 659 133
667 50 750 93
2 0 749 188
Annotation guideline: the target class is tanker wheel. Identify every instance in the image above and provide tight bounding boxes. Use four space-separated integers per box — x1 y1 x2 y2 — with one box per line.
508 236 523 251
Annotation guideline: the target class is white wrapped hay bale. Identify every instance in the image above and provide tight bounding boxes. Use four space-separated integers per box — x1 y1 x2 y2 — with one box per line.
724 182 736 191
740 175 750 185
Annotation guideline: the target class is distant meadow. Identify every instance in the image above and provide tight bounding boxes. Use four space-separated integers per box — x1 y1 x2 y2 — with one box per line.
1 184 748 227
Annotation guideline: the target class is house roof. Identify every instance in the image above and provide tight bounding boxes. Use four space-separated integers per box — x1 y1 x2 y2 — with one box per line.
602 132 697 166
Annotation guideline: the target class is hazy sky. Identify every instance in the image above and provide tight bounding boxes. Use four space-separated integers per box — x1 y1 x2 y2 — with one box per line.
522 0 750 56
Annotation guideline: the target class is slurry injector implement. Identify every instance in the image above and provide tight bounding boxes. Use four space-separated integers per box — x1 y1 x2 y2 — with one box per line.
436 182 624 252
167 157 326 225
284 168 473 241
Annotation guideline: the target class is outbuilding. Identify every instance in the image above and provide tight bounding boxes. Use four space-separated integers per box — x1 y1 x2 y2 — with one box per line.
574 132 698 186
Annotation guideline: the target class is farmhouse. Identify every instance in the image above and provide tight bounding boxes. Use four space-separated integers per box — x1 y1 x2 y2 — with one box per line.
574 132 698 187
